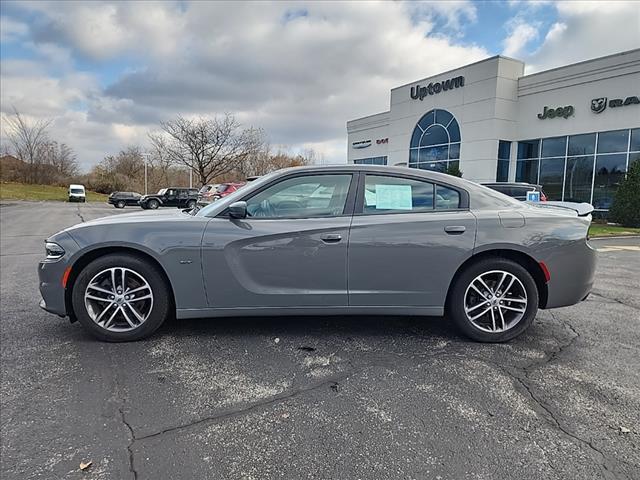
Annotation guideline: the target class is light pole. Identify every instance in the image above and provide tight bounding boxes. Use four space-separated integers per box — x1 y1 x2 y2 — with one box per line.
141 153 151 195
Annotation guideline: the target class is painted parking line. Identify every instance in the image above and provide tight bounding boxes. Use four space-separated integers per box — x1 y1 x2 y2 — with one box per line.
596 245 640 252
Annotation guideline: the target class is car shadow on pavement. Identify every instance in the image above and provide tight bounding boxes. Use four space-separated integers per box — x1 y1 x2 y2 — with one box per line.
154 314 463 342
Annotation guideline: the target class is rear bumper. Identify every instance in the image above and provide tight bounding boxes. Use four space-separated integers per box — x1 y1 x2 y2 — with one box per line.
542 239 597 309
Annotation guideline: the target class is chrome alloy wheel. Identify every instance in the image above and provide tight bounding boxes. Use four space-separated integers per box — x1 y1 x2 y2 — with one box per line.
463 270 528 333
84 267 154 332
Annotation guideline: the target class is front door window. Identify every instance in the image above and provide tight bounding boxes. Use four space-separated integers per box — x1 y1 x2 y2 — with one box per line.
245 174 352 218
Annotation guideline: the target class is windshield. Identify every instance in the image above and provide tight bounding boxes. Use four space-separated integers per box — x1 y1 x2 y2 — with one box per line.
70 188 84 194
157 188 167 195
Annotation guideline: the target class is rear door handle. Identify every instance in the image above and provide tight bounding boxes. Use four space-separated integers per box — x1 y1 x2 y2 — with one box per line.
444 226 466 234
320 234 342 243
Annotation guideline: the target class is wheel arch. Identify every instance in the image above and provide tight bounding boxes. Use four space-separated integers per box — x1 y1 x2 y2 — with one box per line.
445 248 548 311
64 246 176 320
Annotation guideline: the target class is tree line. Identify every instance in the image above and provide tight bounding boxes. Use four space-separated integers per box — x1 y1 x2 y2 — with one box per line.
1 109 315 193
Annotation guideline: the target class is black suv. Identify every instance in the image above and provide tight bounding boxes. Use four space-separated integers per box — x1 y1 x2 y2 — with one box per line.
108 191 142 208
139 187 199 210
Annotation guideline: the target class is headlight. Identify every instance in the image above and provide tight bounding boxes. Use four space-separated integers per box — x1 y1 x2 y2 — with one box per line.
45 242 65 260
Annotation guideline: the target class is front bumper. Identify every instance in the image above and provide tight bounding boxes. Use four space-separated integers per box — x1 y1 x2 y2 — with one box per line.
37 232 79 317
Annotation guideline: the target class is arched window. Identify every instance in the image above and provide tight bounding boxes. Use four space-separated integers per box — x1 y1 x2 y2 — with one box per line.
409 109 460 172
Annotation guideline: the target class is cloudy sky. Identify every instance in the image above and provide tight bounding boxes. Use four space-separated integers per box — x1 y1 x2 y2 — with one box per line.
1 0 639 170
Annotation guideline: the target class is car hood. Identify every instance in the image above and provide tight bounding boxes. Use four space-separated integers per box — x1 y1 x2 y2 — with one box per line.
64 209 189 232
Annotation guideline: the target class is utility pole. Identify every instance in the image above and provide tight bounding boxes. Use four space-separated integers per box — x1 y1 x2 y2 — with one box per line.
141 153 151 194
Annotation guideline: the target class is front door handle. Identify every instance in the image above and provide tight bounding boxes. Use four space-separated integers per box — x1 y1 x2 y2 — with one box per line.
444 226 466 234
320 234 342 243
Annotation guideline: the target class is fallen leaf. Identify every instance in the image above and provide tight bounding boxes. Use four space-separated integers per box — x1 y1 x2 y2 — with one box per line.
620 426 631 433
79 461 92 471
274 337 280 344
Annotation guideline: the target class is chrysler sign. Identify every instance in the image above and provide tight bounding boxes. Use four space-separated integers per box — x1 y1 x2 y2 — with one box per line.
352 140 372 149
410 76 465 101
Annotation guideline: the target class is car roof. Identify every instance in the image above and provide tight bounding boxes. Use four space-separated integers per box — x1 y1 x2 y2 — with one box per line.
69 184 85 188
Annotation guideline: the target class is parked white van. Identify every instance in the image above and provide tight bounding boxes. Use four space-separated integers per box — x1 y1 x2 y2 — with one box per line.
68 184 86 202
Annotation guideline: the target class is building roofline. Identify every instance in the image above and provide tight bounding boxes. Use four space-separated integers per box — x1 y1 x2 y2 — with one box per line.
521 48 640 80
390 54 524 92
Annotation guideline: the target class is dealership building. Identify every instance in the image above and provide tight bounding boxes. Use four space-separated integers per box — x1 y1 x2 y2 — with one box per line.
347 48 640 210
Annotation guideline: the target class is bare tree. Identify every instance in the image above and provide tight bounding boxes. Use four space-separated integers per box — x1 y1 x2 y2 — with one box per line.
3 107 53 183
147 132 175 190
42 141 79 180
159 113 265 186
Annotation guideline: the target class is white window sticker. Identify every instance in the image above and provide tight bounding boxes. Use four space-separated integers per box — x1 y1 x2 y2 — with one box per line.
375 184 413 210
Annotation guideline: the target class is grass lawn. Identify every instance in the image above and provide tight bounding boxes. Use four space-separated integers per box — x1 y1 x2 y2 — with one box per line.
589 223 640 237
0 182 108 203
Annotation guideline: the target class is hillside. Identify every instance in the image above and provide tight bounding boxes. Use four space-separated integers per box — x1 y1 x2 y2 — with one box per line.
0 182 108 202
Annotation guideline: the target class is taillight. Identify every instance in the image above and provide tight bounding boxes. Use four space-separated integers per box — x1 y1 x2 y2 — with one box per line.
540 193 547 202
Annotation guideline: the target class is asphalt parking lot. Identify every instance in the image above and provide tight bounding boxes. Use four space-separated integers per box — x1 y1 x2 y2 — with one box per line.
1 201 639 480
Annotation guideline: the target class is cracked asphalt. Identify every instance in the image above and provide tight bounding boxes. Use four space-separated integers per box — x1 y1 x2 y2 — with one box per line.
1 201 639 480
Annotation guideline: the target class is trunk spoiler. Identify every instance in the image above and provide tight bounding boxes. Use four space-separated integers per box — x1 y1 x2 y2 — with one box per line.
533 201 594 217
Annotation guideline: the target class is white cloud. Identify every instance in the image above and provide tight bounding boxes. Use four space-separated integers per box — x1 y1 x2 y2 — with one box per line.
1 1 490 170
0 16 28 42
525 1 640 72
503 20 539 57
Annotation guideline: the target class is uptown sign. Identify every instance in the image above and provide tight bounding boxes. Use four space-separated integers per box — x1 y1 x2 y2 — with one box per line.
410 76 465 101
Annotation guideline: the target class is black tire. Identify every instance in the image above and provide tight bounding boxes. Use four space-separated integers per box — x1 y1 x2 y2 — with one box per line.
186 199 196 209
116 200 126 209
148 199 160 209
448 258 538 343
71 253 171 341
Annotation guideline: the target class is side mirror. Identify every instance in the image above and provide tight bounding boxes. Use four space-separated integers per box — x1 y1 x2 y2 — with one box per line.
228 201 247 219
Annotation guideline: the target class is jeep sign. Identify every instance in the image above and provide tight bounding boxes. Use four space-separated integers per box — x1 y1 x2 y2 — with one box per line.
537 105 574 120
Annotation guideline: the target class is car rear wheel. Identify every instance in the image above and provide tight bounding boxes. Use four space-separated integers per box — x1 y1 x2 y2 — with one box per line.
148 199 159 209
72 254 171 341
448 258 538 342
116 200 126 208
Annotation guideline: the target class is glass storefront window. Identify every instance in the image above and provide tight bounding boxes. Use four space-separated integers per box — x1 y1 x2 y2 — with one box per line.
420 124 448 146
597 130 629 154
568 133 596 156
449 143 460 159
354 157 387 165
630 128 640 152
541 137 567 158
592 153 627 209
516 159 539 184
517 140 539 159
496 160 509 182
539 157 565 200
417 161 447 173
497 140 511 182
410 109 460 171
419 145 448 161
564 156 594 203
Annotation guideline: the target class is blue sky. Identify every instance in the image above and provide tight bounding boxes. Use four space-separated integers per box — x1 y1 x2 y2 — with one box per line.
1 1 639 169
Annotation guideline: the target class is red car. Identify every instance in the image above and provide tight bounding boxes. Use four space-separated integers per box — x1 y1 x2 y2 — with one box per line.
198 182 245 205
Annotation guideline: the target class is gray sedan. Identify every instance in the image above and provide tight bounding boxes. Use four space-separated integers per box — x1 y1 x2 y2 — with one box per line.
38 165 596 342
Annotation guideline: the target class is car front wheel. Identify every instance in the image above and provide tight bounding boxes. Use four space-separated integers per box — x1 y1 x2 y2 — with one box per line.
448 258 538 342
148 199 159 209
72 254 171 341
186 200 196 209
116 200 126 208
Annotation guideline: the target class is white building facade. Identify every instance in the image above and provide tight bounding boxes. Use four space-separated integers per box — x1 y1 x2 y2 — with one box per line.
347 49 640 211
